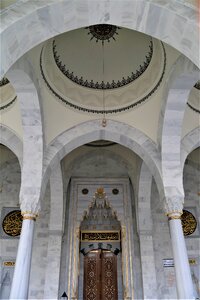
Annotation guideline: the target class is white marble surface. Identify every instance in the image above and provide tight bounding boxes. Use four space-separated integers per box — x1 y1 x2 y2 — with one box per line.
43 164 63 299
138 163 158 299
7 68 44 214
9 218 35 299
0 0 199 79
0 124 23 167
1 143 199 299
169 218 195 299
43 119 163 200
160 55 199 210
181 127 200 169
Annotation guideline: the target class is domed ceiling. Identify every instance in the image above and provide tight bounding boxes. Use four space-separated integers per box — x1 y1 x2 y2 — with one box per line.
41 25 166 114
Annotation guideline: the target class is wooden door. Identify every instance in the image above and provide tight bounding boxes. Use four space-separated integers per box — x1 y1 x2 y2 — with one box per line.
101 251 118 300
83 250 118 300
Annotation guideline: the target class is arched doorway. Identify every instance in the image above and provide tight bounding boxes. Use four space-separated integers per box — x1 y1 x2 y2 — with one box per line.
79 187 121 300
59 177 137 299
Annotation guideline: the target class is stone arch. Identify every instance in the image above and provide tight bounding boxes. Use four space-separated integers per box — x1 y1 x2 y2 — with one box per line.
61 144 139 192
42 119 163 201
1 0 199 78
0 124 23 167
137 161 158 298
159 54 199 204
6 68 43 213
137 162 153 232
181 127 200 169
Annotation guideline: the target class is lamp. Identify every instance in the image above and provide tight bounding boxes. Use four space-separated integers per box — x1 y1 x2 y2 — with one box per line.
61 292 68 299
101 41 107 127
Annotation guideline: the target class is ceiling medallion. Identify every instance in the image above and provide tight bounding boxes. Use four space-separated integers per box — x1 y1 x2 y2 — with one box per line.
2 210 22 237
181 210 197 236
85 24 120 44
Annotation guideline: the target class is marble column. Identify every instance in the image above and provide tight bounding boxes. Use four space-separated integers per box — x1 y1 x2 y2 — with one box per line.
167 211 195 299
9 212 38 300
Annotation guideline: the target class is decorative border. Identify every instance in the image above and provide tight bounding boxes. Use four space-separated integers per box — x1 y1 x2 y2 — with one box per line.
194 81 200 90
187 102 200 114
85 141 116 147
40 42 166 114
0 77 9 87
52 39 153 90
0 96 17 111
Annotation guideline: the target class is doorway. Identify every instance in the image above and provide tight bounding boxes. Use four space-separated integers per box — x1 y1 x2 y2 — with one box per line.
84 249 118 300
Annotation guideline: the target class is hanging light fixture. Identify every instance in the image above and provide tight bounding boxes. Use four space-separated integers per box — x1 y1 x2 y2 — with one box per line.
101 40 107 127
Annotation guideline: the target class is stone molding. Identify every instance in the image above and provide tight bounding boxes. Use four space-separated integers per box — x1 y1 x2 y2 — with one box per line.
0 0 199 78
42 119 163 202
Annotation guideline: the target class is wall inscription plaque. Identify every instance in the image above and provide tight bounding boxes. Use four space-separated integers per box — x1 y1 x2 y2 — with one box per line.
181 210 197 236
2 210 22 237
81 230 120 242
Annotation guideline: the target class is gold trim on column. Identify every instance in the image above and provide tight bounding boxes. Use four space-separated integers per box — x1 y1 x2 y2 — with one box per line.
168 215 182 221
23 216 36 221
21 211 39 221
166 210 183 221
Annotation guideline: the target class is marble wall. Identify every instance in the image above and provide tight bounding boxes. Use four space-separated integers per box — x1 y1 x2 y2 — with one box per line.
0 147 20 300
0 145 199 299
183 158 200 298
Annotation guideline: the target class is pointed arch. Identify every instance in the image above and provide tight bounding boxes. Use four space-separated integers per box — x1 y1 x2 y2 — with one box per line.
0 124 23 167
42 119 164 201
1 0 199 77
181 127 200 169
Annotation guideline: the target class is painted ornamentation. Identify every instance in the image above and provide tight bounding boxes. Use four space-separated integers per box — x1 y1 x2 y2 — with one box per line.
85 24 121 44
52 39 153 90
40 42 166 114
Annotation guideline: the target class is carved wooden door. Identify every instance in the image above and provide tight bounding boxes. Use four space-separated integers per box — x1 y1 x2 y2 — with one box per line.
83 250 118 300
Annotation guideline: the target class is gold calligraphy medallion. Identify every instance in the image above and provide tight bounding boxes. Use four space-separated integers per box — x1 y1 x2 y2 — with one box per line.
181 210 197 236
2 210 22 237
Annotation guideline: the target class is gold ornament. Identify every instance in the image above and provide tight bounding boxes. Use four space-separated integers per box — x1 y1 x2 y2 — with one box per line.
2 210 22 237
23 216 36 221
181 210 197 236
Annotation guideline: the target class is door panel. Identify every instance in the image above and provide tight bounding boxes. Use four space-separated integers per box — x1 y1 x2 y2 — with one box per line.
84 251 101 300
84 250 118 300
101 251 118 300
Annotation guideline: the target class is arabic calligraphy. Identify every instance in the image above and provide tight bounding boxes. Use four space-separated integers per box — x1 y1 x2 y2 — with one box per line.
2 210 22 237
3 261 15 267
181 210 197 236
81 231 120 242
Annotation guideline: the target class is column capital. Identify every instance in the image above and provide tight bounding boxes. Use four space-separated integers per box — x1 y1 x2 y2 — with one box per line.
164 195 183 217
20 194 40 217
